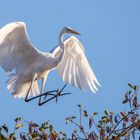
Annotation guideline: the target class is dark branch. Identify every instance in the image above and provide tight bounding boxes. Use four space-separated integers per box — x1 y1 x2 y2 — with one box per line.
24 84 72 106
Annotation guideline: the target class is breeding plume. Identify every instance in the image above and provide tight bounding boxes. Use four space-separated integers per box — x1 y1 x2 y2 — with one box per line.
0 22 100 100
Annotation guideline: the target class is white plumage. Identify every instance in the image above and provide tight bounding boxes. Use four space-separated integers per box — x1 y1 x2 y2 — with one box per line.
0 21 100 99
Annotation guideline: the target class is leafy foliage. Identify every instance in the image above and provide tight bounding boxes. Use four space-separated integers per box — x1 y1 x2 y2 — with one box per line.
0 83 140 140
65 83 140 140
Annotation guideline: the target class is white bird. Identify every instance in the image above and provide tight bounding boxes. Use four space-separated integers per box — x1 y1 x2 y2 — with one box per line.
0 21 100 101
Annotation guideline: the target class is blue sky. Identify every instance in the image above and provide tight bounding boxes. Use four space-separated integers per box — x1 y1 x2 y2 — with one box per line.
0 0 140 135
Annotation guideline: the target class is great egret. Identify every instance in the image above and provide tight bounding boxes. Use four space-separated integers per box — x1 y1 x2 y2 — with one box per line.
0 22 100 103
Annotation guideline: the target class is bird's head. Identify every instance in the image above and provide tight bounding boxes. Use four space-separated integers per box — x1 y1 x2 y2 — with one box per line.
62 26 81 35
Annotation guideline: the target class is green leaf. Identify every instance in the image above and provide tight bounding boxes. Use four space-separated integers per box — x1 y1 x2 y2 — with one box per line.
49 125 53 132
71 116 76 119
104 110 109 116
15 123 23 129
128 83 134 89
134 86 137 91
8 133 15 139
84 110 88 117
31 133 39 138
73 129 77 133
121 112 126 118
110 112 114 115
128 83 137 91
42 121 49 129
97 124 102 128
98 120 103 124
65 118 69 124
92 112 98 119
15 117 22 123
0 133 7 139
60 131 67 137
2 124 8 133
103 118 110 123
93 112 98 115
77 104 82 108
101 116 107 120
32 123 39 127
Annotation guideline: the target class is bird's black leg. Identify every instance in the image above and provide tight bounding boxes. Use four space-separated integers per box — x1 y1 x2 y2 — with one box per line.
25 89 58 102
25 83 71 105
25 73 37 102
25 73 58 103
38 84 71 106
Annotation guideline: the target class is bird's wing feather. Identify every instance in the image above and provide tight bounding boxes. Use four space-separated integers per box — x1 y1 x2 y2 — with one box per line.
52 36 100 93
0 22 39 73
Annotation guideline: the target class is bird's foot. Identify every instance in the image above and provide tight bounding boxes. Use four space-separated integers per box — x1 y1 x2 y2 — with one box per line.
38 84 71 106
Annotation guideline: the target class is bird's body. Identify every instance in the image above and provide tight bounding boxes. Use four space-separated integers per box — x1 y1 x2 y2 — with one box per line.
0 21 100 99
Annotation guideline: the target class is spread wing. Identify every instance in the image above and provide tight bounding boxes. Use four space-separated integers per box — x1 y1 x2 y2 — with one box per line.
51 36 100 93
0 21 39 73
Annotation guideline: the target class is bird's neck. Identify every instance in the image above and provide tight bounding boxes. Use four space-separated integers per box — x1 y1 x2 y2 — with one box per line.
58 30 65 50
57 31 65 62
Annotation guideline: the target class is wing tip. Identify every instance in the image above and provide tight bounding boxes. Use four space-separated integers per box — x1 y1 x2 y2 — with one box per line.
4 21 26 30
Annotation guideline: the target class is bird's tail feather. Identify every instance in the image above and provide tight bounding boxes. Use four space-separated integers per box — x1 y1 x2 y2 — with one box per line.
7 74 40 98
